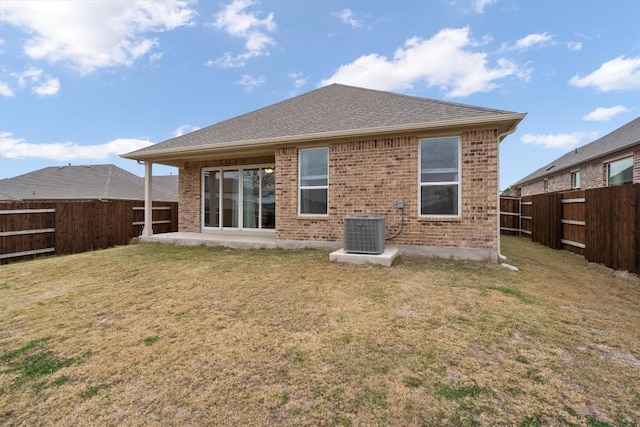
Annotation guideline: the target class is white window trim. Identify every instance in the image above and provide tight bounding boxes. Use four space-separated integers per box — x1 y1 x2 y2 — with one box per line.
570 169 580 189
418 136 461 218
298 147 329 216
201 164 275 231
605 155 633 187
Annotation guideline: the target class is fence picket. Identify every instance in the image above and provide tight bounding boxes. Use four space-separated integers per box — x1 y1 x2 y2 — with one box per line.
1 200 178 264
500 184 639 274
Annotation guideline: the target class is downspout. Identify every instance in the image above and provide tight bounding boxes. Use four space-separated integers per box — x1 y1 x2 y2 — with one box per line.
496 123 521 262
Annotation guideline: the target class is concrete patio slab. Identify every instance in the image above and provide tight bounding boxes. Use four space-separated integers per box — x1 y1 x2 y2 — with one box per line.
139 231 277 250
329 247 400 267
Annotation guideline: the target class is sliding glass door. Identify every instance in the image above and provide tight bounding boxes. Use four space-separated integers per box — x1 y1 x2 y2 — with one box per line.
203 166 275 230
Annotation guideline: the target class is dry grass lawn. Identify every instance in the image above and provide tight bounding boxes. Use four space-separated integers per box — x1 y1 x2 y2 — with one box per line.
0 236 639 426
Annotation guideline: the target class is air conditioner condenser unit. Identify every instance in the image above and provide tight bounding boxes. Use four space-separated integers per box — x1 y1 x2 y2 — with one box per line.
343 215 385 254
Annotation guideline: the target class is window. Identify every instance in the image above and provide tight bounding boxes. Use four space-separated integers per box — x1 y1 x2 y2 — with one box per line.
543 179 549 191
571 170 580 189
299 147 328 215
607 157 633 187
419 137 460 216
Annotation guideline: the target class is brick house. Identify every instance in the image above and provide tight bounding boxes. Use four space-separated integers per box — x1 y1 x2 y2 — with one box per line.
123 84 525 261
514 117 640 196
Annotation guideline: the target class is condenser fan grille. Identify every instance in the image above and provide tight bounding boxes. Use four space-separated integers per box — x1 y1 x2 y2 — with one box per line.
343 215 385 254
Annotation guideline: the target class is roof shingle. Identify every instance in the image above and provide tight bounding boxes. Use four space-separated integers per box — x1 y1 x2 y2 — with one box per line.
124 83 522 158
0 165 178 201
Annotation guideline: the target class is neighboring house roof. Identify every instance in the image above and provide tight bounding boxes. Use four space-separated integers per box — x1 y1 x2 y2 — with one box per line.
123 83 525 165
151 175 179 200
0 164 178 201
515 116 640 186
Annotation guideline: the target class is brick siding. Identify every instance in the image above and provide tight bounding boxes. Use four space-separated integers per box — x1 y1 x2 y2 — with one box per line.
178 155 275 232
176 129 500 251
518 147 639 196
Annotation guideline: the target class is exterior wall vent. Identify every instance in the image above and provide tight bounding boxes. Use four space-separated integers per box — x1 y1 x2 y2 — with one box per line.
343 215 385 254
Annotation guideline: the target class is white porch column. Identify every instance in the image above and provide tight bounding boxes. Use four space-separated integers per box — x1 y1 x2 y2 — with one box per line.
142 161 153 236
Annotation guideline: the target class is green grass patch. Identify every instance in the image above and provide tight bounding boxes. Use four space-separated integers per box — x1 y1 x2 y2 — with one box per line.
80 385 103 399
52 375 70 387
489 286 535 304
0 339 73 390
338 333 353 344
526 368 545 384
564 406 578 417
355 386 388 409
142 336 160 346
1 339 47 364
519 415 542 427
279 392 290 406
403 376 423 388
586 417 612 427
292 351 306 364
436 382 486 401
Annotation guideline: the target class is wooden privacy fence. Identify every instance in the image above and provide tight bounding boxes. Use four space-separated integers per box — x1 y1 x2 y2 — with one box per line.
500 184 640 274
0 200 178 264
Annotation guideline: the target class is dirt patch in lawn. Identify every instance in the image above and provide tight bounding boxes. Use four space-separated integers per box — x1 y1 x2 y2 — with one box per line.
0 237 638 426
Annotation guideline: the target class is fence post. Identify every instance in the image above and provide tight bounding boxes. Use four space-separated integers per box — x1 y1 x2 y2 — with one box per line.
517 197 522 236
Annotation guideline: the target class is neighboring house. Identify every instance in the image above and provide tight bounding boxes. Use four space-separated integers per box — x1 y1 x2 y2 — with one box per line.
123 84 525 261
0 164 178 201
514 117 640 196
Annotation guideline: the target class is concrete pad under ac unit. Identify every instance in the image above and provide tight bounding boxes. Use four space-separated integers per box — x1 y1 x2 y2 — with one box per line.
329 247 400 267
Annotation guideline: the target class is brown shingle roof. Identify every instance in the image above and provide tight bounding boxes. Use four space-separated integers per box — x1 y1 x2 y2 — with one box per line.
123 83 524 160
0 165 178 201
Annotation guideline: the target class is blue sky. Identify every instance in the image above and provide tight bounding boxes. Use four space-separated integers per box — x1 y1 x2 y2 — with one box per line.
0 0 638 190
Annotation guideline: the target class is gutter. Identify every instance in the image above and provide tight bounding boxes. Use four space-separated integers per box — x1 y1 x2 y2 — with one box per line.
122 113 526 161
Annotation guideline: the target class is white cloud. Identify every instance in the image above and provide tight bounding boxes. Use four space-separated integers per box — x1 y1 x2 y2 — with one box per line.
173 124 201 137
234 74 265 92
472 0 497 13
0 82 14 97
448 0 497 13
566 41 582 51
569 56 640 91
289 72 308 89
9 66 60 96
208 0 276 67
0 0 195 75
582 105 630 122
287 72 308 96
321 27 527 97
32 76 60 96
0 132 153 161
149 52 165 64
521 131 598 150
513 32 554 50
205 53 246 68
333 9 363 29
